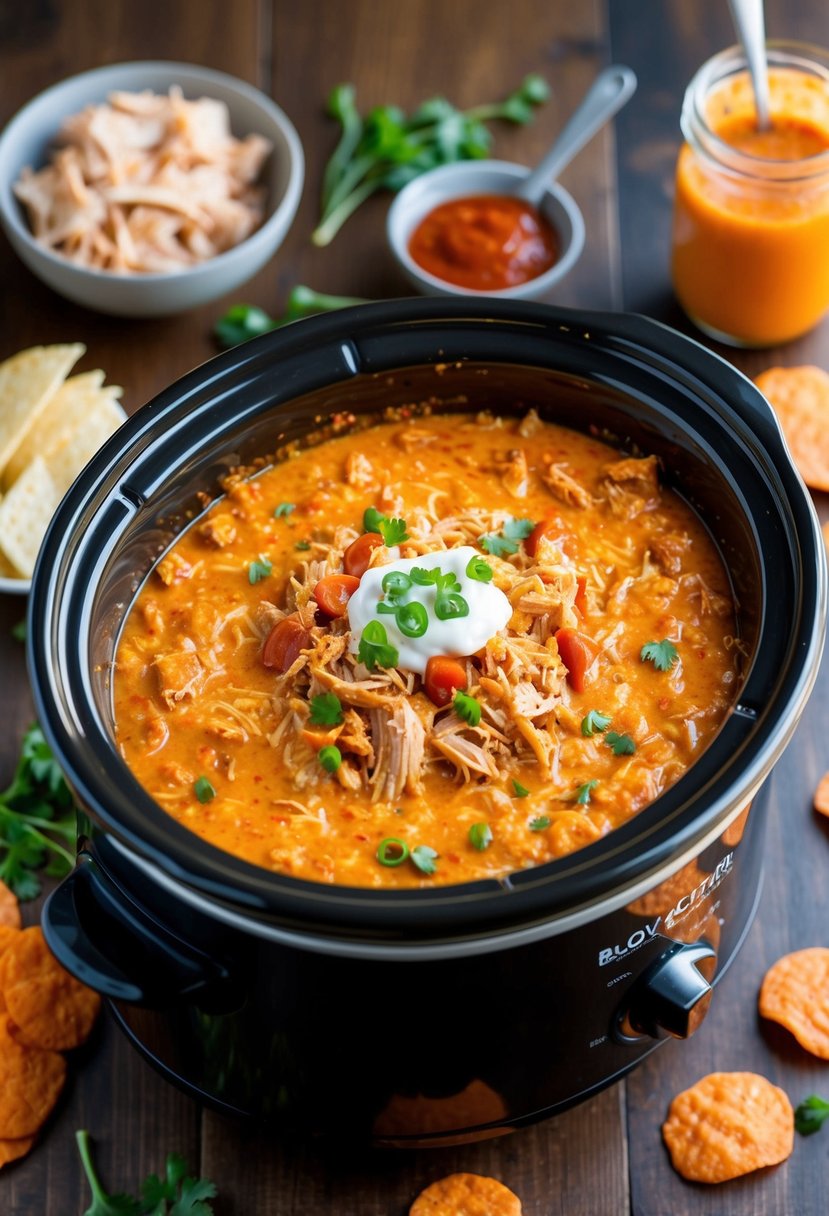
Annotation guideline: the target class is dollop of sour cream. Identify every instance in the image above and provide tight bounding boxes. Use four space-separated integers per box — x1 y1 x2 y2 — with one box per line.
348 545 512 675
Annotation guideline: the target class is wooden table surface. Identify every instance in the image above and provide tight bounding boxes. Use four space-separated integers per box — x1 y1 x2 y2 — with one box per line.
1 2 828 1213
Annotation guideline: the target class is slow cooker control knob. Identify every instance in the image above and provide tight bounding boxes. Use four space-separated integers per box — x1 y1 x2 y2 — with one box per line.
613 941 717 1042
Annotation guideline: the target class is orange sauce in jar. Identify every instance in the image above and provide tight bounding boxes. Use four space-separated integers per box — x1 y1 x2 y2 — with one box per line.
672 54 829 347
409 194 558 291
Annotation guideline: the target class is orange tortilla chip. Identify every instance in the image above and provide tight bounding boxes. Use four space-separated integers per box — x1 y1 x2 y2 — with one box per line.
0 1134 35 1170
758 946 829 1059
663 1071 793 1183
1 926 101 1052
0 880 21 929
814 773 829 818
0 1017 66 1138
409 1173 522 1215
753 365 829 491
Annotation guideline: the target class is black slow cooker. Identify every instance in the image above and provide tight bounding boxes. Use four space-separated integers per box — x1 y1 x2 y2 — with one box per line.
30 299 825 1145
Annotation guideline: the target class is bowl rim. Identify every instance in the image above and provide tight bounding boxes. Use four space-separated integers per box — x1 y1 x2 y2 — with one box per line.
0 58 304 284
27 298 827 942
386 159 586 297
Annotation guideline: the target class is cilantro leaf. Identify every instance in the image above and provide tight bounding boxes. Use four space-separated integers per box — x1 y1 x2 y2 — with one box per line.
640 639 679 671
247 555 272 584
453 689 482 727
530 816 551 831
363 506 409 546
273 502 295 518
469 822 492 851
575 779 598 805
581 710 612 737
795 1094 829 1136
512 779 530 798
357 620 399 671
479 517 534 557
295 539 311 551
605 731 636 756
411 844 438 874
308 692 343 727
77 1133 218 1216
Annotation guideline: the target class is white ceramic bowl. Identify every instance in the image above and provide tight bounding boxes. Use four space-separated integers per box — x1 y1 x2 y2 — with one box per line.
0 61 304 318
386 160 585 300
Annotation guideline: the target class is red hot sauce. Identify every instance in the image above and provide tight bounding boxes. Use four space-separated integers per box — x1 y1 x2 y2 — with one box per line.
408 194 558 291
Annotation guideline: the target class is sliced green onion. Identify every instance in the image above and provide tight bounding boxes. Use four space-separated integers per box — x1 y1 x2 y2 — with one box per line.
382 570 412 596
377 837 409 866
318 745 342 773
469 822 493 851
466 555 494 582
194 776 216 803
396 601 429 638
512 779 530 798
434 591 469 620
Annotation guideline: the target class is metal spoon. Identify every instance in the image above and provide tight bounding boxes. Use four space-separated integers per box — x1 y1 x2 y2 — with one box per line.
515 65 637 206
727 0 771 130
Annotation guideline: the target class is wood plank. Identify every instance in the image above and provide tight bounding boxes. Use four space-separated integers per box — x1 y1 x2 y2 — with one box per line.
612 3 829 1213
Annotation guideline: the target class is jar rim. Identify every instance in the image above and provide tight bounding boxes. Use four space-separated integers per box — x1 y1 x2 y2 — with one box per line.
681 39 829 183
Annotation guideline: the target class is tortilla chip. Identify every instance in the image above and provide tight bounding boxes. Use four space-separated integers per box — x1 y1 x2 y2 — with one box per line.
0 926 101 1052
814 772 829 818
0 882 21 930
0 457 60 578
0 1017 66 1139
662 1072 793 1183
753 365 829 492
0 1133 36 1170
758 946 829 1059
1 369 117 488
0 344 84 473
43 395 126 496
409 1174 522 1216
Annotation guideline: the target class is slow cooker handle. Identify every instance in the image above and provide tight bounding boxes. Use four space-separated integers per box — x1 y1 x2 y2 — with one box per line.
42 851 229 1006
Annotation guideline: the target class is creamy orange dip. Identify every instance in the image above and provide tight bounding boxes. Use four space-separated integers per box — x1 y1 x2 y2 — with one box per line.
114 411 739 887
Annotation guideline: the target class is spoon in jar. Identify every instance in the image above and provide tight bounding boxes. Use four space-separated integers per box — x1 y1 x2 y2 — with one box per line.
514 65 638 206
727 0 771 130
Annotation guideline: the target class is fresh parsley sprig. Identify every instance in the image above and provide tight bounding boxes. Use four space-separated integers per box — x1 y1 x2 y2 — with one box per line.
357 620 399 670
308 692 344 727
0 724 76 901
247 555 272 584
605 731 636 756
77 1130 218 1216
581 710 611 737
313 75 550 245
479 517 535 557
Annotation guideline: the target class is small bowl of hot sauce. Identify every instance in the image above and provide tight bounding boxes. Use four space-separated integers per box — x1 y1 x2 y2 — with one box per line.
386 159 585 298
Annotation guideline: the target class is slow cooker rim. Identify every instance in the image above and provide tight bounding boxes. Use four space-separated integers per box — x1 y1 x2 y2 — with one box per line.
28 298 827 938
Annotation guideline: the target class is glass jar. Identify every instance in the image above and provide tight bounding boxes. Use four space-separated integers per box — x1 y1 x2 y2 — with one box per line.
671 41 829 347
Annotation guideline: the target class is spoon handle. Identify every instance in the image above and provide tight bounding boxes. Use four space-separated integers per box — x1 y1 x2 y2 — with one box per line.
516 65 637 206
727 0 771 130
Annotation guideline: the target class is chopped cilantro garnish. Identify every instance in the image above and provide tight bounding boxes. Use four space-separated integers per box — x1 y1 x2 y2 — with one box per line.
76 1129 218 1216
512 779 530 798
295 539 311 551
575 779 598 806
795 1095 829 1136
319 745 342 773
581 709 611 737
363 506 409 545
530 815 551 831
357 620 399 670
247 555 272 584
273 502 295 518
453 689 482 727
0 723 76 901
411 844 438 874
469 822 493 851
194 776 216 803
605 731 636 756
308 692 343 727
640 639 679 671
479 517 535 557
